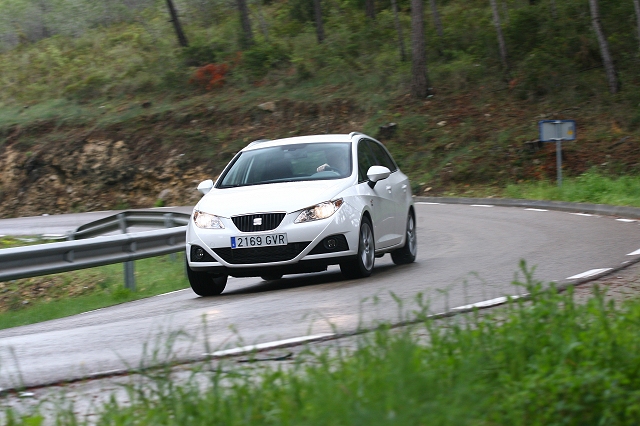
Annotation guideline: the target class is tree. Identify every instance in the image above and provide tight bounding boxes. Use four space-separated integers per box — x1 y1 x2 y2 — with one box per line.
313 0 325 43
429 0 444 38
237 0 254 48
365 0 376 20
410 0 429 98
588 0 619 93
633 0 640 51
166 0 189 47
489 0 508 70
390 0 407 61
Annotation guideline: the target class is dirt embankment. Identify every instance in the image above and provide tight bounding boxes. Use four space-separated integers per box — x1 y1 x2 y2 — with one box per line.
0 98 365 218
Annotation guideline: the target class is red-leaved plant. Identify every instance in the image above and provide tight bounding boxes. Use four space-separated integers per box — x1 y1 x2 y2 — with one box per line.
190 63 229 90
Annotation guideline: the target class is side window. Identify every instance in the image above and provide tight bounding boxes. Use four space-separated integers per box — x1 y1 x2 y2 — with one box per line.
357 140 377 182
366 140 397 172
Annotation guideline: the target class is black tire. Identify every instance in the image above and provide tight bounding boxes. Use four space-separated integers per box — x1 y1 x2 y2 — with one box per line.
261 274 283 281
340 217 375 279
391 211 417 265
186 259 228 296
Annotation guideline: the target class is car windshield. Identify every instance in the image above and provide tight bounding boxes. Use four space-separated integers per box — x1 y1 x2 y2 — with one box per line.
217 142 352 188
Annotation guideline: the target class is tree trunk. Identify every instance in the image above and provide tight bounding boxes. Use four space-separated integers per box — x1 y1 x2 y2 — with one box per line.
489 0 508 70
365 0 376 20
237 0 254 48
429 0 444 38
588 0 619 93
391 0 407 61
633 0 640 51
254 3 270 42
314 0 325 43
411 0 429 98
166 0 189 47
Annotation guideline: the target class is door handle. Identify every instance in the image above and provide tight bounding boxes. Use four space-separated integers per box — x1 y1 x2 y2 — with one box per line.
402 184 407 192
386 185 392 192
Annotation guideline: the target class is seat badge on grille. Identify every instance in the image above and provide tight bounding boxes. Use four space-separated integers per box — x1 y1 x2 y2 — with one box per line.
253 217 263 226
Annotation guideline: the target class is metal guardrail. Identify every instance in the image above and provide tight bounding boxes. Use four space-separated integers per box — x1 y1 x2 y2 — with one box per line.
70 211 190 240
0 211 192 289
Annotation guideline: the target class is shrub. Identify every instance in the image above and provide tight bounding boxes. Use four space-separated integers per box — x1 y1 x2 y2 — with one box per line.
189 63 229 90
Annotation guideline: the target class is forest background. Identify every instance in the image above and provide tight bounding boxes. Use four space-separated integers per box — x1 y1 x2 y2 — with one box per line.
1 0 640 216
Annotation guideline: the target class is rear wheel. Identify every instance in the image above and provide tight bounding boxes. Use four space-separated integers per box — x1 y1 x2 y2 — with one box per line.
391 211 417 265
186 259 228 296
340 217 375 279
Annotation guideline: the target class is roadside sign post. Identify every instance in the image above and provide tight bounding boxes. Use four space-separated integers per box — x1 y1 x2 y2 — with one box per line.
538 120 576 187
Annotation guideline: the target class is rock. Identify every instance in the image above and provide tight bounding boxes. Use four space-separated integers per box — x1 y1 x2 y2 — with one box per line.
257 102 277 112
157 189 172 201
378 122 397 140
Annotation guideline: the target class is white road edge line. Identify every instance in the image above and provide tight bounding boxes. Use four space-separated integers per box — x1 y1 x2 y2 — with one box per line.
153 289 189 297
470 204 494 207
616 218 636 223
415 202 441 205
627 248 640 256
452 295 525 311
570 213 593 217
524 208 548 212
204 333 335 357
566 268 612 280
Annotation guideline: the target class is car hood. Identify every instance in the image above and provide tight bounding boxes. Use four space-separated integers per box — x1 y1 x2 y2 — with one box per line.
196 179 354 217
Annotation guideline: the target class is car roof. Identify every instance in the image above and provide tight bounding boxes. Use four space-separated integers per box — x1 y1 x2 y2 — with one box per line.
242 134 357 152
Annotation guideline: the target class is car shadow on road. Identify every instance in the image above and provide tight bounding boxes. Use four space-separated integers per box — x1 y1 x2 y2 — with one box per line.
220 264 399 297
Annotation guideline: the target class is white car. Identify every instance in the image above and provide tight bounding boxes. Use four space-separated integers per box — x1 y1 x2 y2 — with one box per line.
185 132 417 296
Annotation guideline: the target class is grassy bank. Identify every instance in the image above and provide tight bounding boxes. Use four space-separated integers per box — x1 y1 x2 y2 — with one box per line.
436 170 640 208
4 266 640 425
0 255 188 330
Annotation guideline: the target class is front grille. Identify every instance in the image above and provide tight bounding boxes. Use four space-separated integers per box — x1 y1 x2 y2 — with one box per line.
232 213 286 232
213 242 311 264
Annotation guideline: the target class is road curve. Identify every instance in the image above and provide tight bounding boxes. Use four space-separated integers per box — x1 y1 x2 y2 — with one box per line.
1 202 640 388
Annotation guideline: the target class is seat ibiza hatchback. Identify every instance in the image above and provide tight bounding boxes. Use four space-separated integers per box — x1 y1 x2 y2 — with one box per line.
186 132 417 296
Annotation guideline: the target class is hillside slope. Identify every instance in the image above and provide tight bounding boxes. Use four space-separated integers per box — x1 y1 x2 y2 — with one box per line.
1 0 639 217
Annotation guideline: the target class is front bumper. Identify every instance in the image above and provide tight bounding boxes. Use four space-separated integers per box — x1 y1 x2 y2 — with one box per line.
186 203 361 277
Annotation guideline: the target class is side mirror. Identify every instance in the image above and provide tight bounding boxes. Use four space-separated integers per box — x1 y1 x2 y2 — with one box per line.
367 166 391 188
197 179 214 195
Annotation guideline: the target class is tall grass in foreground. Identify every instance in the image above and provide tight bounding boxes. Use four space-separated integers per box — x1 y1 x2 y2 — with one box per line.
7 264 640 425
505 170 640 207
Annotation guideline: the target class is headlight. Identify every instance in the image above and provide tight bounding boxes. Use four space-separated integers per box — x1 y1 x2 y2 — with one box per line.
193 210 225 229
295 199 344 223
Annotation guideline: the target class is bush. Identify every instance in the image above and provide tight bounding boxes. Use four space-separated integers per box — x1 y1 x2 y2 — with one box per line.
239 42 290 79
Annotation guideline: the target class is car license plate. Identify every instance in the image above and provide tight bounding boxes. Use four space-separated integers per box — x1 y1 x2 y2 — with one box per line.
231 234 287 249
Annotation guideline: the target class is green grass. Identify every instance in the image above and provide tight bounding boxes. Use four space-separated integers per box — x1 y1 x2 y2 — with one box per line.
504 170 640 207
0 256 188 330
6 263 640 425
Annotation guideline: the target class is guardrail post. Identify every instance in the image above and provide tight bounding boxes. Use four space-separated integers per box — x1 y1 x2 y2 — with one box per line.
164 213 176 262
118 213 136 291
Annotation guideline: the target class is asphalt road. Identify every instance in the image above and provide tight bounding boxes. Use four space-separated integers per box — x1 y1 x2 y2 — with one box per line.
1 202 639 388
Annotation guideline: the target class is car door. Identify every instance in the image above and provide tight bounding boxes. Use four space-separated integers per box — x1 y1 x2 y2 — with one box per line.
357 139 396 249
366 139 407 247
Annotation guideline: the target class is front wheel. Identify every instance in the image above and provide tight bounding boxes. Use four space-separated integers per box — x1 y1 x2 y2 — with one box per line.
186 259 228 296
391 211 417 265
340 217 375 279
